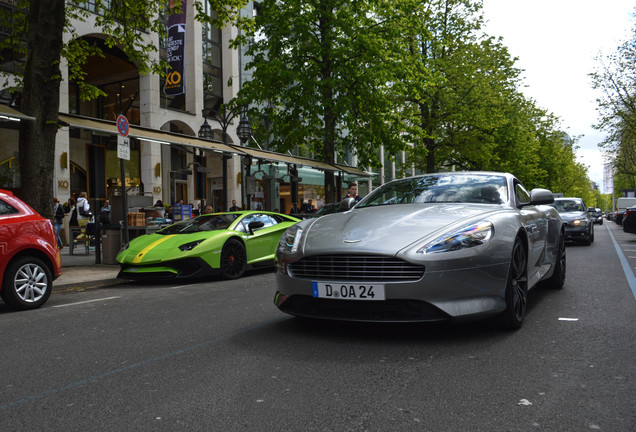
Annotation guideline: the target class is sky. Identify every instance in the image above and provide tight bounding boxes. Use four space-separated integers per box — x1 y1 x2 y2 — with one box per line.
481 0 635 193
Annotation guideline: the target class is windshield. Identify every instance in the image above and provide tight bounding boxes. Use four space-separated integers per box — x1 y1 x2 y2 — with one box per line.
550 200 585 213
358 174 509 207
158 214 239 234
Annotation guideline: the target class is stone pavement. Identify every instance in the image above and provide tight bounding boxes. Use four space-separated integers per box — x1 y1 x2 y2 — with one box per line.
53 248 123 292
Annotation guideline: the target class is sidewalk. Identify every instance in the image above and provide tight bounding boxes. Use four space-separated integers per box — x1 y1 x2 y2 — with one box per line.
53 248 123 292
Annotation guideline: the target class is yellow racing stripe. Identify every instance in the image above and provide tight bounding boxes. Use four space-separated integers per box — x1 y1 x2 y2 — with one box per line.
132 235 177 264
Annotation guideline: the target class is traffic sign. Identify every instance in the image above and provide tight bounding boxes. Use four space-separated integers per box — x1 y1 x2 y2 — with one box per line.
118 135 130 160
116 114 129 137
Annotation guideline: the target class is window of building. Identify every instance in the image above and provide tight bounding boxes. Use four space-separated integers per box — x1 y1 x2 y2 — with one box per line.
202 7 223 112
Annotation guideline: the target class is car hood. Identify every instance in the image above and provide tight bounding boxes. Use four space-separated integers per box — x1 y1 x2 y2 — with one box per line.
117 232 222 264
301 204 504 255
558 211 588 222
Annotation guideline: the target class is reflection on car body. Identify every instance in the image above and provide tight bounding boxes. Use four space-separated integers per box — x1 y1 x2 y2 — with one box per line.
274 172 566 330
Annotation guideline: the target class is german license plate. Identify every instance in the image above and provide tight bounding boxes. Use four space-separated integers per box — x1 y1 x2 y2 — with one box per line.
312 282 385 300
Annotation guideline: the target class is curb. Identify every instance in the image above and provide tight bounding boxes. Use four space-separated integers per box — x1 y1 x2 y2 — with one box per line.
53 278 126 293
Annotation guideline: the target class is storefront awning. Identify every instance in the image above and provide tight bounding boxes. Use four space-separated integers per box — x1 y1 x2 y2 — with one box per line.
57 113 373 175
57 113 241 154
232 145 338 172
335 164 375 177
0 104 35 121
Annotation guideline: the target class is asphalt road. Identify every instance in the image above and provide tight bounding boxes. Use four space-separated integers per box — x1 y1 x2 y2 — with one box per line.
0 221 634 431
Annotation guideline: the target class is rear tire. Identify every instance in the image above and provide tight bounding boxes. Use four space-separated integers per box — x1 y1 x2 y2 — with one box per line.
1 256 52 310
543 232 566 289
499 240 528 330
220 238 246 279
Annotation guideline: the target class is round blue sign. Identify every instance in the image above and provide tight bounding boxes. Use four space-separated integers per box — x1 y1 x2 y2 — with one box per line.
117 115 129 137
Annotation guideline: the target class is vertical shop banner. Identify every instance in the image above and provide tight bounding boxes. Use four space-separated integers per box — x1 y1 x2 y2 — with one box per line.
165 0 187 95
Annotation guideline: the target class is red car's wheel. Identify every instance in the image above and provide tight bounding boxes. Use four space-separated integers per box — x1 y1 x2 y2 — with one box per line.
1 256 52 310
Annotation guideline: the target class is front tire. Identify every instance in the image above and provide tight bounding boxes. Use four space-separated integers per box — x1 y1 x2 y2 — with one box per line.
499 240 528 330
220 238 246 279
1 256 52 310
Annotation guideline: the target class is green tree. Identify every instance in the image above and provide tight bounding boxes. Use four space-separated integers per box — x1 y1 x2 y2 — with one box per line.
591 16 636 185
0 0 249 217
238 0 408 203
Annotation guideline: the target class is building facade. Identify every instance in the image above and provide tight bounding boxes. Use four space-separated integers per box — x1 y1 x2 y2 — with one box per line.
2 1 421 235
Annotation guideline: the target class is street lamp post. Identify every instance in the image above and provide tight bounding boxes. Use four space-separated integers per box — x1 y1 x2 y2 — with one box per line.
198 105 252 211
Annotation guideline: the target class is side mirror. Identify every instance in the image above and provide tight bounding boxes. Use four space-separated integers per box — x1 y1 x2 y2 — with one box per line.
248 221 265 234
528 188 554 206
338 197 356 212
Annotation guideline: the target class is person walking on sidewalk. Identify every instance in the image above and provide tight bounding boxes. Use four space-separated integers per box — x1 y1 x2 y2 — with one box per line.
53 197 64 249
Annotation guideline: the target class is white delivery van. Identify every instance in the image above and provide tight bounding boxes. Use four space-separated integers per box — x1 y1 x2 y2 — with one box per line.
617 197 636 211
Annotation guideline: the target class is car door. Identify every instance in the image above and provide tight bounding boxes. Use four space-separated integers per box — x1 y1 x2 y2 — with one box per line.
237 213 282 263
515 182 549 281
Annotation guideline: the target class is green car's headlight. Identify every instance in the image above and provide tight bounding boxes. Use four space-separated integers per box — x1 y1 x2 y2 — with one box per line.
278 225 303 254
179 239 204 251
419 221 494 254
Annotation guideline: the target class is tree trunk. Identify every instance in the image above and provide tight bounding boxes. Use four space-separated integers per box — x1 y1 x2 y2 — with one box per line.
319 3 337 204
18 0 65 218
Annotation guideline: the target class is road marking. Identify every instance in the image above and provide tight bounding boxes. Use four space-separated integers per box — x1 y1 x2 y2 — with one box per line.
605 224 636 301
52 296 121 308
558 318 579 321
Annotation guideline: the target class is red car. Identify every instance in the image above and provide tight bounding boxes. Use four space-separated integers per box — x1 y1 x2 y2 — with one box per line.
0 189 62 310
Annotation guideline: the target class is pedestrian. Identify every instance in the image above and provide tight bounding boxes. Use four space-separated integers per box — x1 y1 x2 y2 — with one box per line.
204 204 214 214
53 197 64 248
345 182 362 203
289 204 300 215
229 200 240 211
76 192 92 223
65 197 78 227
76 192 94 238
301 199 315 213
242 203 249 210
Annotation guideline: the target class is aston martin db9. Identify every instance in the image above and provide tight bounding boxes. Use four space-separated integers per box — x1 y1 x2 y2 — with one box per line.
274 172 566 330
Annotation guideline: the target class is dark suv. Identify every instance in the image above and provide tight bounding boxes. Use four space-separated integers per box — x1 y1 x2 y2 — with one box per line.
549 197 595 245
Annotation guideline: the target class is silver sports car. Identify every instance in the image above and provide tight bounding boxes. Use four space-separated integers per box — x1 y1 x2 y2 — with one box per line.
274 172 566 329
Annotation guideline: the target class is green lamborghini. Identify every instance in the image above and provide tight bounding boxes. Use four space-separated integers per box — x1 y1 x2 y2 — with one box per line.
116 211 300 280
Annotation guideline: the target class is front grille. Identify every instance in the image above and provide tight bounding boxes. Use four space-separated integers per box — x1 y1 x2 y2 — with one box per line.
288 255 425 282
278 296 448 322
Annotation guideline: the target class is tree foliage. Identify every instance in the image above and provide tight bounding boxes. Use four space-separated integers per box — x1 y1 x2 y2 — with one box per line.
591 14 636 185
0 0 249 217
240 0 591 201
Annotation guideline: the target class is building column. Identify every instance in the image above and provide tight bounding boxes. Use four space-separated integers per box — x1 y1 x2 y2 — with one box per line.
140 140 163 205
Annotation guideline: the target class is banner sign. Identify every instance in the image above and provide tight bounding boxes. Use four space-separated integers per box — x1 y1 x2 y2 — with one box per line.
165 0 187 95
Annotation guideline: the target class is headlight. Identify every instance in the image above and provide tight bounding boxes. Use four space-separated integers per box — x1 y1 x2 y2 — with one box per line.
572 219 587 226
278 225 303 254
179 239 204 251
419 221 494 254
